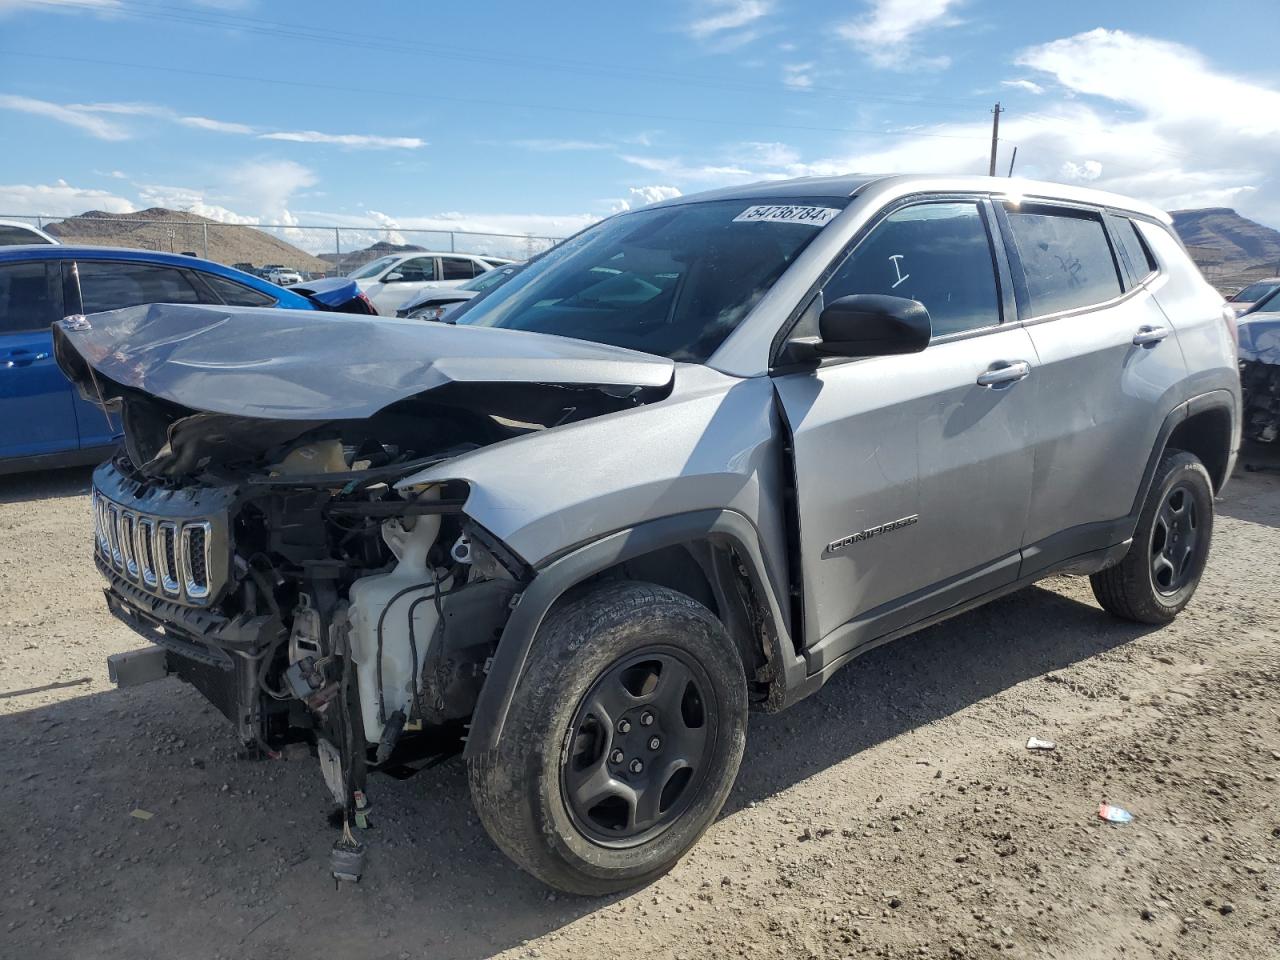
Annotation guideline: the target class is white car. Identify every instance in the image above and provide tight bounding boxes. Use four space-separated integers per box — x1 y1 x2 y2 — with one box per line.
348 251 500 314
0 219 58 245
266 267 303 286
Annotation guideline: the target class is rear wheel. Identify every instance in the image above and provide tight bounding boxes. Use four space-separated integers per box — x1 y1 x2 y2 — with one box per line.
467 581 747 895
1090 450 1214 624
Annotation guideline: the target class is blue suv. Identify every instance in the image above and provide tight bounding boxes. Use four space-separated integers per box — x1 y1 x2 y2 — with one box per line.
0 245 365 474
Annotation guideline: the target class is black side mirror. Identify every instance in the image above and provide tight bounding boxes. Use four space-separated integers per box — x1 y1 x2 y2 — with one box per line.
816 294 931 358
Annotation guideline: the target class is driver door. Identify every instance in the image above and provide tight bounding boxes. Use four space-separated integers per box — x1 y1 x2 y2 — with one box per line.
773 199 1038 670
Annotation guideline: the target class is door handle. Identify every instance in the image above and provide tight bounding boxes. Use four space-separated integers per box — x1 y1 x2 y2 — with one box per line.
1132 325 1169 346
1 350 50 369
976 360 1031 387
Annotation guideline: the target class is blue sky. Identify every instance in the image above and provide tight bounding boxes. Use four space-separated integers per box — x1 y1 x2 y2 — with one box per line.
1 0 1278 252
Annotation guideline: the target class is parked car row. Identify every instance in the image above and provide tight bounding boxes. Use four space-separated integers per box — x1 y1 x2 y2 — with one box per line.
396 262 522 320
349 251 515 313
0 245 375 473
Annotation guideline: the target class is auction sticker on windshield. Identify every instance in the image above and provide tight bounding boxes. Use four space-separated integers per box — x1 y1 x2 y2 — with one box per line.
733 205 840 227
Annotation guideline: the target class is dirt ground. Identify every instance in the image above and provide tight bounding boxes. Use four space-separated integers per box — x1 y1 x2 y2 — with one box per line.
2 452 1277 960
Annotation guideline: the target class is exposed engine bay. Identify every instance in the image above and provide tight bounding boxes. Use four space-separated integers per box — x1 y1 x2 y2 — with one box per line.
57 302 676 883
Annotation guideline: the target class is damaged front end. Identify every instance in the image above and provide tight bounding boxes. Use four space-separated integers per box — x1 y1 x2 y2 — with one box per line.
56 302 674 879
1238 314 1280 444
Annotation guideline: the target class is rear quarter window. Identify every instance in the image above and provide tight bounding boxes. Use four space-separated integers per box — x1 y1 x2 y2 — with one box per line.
200 272 277 307
1108 214 1158 286
1005 207 1123 316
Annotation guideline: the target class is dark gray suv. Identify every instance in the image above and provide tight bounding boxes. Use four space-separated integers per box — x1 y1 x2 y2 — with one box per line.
58 174 1240 895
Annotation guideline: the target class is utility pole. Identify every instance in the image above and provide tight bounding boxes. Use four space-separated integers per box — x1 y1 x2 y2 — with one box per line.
988 102 1004 177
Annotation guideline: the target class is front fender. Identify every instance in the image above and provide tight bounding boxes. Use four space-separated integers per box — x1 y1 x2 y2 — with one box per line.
463 509 803 757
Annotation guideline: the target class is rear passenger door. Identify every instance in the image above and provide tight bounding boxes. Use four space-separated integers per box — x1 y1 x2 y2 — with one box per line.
0 260 79 460
997 204 1188 573
775 199 1038 670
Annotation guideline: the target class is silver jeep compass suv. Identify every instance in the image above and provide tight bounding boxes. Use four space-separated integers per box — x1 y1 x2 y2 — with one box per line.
57 174 1239 894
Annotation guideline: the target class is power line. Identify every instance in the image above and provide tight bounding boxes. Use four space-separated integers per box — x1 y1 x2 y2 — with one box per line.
1 50 997 143
35 0 993 113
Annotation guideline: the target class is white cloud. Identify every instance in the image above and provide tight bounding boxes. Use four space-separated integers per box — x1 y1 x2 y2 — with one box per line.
837 0 962 70
630 186 682 205
0 93 425 150
782 62 815 90
632 29 1280 228
0 94 131 140
619 153 754 183
1011 29 1280 220
221 159 318 221
1001 79 1045 95
0 178 133 216
610 185 685 211
687 0 772 39
1060 159 1103 182
259 130 425 149
179 115 255 134
511 138 611 152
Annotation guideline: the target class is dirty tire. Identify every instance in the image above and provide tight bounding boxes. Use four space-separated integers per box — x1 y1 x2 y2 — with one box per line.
1090 450 1214 624
467 581 747 896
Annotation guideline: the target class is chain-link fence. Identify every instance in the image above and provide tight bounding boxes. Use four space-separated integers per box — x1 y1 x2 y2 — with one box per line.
3 213 564 278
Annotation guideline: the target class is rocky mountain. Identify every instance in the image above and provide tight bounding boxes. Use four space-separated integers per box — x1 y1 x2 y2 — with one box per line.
317 240 428 274
1170 207 1280 290
44 208 330 273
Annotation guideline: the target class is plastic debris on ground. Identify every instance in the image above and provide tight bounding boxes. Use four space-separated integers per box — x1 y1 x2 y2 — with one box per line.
1026 737 1057 751
129 809 154 821
1098 803 1134 824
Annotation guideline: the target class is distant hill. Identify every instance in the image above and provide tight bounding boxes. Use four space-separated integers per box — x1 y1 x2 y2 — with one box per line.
1170 207 1280 292
317 240 428 274
44 208 330 273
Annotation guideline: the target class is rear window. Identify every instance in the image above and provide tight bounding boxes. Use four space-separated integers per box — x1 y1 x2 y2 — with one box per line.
0 224 51 246
201 272 277 307
76 261 203 313
1005 207 1122 316
1108 215 1157 285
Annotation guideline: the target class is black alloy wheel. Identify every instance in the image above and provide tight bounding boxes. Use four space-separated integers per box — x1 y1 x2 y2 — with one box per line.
1150 482 1200 595
561 647 716 847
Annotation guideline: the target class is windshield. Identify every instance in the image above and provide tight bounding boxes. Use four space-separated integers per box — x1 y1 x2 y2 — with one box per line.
453 198 845 361
349 256 398 280
1233 281 1280 302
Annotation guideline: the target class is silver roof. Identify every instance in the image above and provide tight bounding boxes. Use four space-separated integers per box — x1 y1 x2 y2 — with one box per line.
651 173 1172 223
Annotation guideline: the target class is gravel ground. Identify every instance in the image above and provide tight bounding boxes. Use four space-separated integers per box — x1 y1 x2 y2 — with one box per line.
1 452 1277 960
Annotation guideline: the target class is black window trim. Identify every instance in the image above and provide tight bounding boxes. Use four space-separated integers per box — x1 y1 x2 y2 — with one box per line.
1103 210 1161 289
769 191 1015 371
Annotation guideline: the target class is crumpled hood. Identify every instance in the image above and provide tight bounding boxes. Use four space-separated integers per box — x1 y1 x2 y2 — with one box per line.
1238 312 1280 365
53 302 675 420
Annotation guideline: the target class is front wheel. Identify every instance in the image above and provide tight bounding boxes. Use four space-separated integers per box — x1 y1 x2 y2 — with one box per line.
467 581 747 895
1090 450 1214 624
